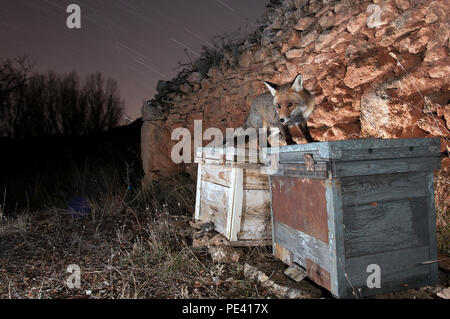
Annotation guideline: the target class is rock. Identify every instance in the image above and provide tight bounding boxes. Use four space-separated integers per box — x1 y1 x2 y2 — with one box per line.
394 0 410 11
186 72 202 85
424 47 448 63
285 48 303 59
315 28 339 52
156 80 168 92
437 287 450 299
141 121 179 183
395 27 431 54
192 231 244 264
444 106 450 129
209 246 244 264
331 123 361 140
286 30 302 48
261 28 278 46
318 10 335 28
300 29 318 47
360 81 426 138
239 50 254 68
179 83 192 94
417 116 450 137
309 102 360 127
347 12 368 35
428 63 450 79
243 262 322 299
294 16 316 31
309 123 361 142
344 48 396 89
376 7 427 47
141 100 167 121
192 232 229 249
140 0 450 227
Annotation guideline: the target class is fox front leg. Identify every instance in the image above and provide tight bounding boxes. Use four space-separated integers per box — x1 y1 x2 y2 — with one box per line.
297 121 316 143
279 124 296 145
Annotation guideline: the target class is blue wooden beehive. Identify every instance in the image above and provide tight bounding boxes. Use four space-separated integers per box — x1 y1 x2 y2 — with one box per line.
263 138 442 298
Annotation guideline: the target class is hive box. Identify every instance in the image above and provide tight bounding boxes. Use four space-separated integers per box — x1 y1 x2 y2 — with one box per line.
194 147 272 246
263 138 442 298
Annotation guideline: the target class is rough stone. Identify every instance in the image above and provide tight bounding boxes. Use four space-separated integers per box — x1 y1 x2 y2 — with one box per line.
243 262 322 299
294 16 316 31
141 0 449 215
186 72 202 85
344 49 396 89
285 48 303 59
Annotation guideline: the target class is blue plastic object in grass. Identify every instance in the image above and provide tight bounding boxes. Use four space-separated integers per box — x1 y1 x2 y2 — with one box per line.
67 197 90 219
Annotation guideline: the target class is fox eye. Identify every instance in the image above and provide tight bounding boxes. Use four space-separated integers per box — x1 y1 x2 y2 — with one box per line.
288 103 294 107
277 105 281 109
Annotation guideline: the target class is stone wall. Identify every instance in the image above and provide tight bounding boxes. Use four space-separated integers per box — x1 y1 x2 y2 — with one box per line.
141 0 449 211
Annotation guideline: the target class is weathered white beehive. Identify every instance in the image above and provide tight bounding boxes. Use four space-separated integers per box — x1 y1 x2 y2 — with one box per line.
194 147 272 246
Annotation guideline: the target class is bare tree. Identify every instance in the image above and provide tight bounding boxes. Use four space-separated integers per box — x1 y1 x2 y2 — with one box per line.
0 56 34 137
0 57 124 138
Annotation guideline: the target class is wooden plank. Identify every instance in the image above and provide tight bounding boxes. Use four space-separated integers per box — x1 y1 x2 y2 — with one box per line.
279 151 328 163
278 163 329 171
239 189 271 241
341 145 441 161
229 168 243 242
241 189 271 217
225 147 262 164
226 168 238 240
333 157 441 177
201 165 232 188
199 180 229 236
306 259 332 292
344 246 433 298
243 170 270 190
269 176 276 255
274 222 331 273
343 198 429 258
272 169 328 179
325 178 347 298
197 162 272 243
341 172 427 206
228 239 272 247
194 163 203 220
271 177 329 244
267 138 441 161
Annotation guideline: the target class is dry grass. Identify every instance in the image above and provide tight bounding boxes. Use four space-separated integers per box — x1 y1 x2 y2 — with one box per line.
0 165 276 299
436 207 450 254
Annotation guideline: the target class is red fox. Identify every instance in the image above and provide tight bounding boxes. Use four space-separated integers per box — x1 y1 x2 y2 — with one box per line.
241 73 316 146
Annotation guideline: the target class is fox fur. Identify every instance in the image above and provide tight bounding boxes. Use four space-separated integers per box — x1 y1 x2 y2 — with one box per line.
241 73 316 146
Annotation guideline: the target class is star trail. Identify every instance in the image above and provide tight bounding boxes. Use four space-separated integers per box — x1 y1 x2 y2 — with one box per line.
0 0 267 119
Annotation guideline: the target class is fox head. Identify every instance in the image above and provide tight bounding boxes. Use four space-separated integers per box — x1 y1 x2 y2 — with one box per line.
264 74 314 126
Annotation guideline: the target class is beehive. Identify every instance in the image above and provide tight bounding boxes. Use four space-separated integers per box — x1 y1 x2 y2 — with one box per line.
194 147 272 246
264 138 442 298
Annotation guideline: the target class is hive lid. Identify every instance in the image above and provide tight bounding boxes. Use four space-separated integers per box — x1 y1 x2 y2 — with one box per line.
195 146 264 164
263 138 442 162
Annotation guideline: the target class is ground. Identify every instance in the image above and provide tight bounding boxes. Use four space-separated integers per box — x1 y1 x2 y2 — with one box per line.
0 204 448 299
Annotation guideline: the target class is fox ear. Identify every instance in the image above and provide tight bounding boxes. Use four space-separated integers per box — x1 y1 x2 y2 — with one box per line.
264 81 279 97
291 74 304 92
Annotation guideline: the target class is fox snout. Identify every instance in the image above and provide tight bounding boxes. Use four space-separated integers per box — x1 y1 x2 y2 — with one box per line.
279 117 289 125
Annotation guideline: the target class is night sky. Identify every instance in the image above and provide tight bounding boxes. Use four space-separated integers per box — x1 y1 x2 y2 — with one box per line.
0 0 268 120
